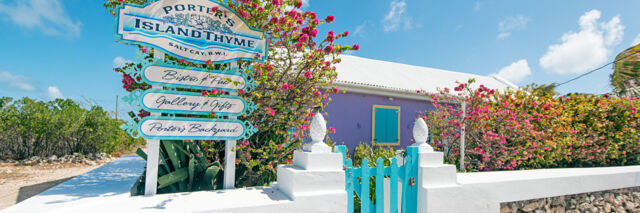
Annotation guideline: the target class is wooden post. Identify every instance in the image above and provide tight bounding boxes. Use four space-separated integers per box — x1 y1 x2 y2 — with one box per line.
144 50 164 196
460 101 466 172
223 62 238 189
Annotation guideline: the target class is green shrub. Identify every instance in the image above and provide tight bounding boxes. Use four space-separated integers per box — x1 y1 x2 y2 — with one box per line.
0 97 145 159
348 142 397 212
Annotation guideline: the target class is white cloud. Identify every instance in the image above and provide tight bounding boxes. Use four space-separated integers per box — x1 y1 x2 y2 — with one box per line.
493 59 532 84
301 0 310 8
113 56 131 68
353 23 366 37
382 0 413 32
0 70 36 91
46 86 64 99
498 15 530 39
455 24 463 31
539 10 625 75
632 34 640 46
0 0 81 37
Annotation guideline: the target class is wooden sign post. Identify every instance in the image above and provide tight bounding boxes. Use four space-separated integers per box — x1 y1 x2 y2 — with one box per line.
115 0 267 196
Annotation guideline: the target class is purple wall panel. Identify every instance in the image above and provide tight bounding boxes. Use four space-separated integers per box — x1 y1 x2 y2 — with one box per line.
323 91 435 151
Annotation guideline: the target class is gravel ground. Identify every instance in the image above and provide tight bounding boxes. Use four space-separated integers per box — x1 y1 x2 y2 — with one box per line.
0 162 106 210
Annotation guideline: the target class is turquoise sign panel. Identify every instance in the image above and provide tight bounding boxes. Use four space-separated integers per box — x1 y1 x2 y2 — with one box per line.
121 116 258 140
123 89 257 117
121 59 257 92
115 0 268 64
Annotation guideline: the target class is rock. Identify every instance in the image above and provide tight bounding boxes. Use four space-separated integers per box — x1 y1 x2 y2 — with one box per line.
624 201 637 210
534 210 545 213
615 206 626 213
73 152 79 156
86 153 94 160
632 192 640 200
550 207 565 213
605 193 615 203
578 203 592 211
87 161 96 166
500 206 512 213
554 196 567 207
605 202 612 212
48 155 57 162
522 202 539 212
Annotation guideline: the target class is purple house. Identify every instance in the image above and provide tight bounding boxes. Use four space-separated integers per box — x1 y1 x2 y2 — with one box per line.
323 55 516 150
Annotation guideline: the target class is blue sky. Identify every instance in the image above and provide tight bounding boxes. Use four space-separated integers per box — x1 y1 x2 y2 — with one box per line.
0 0 639 117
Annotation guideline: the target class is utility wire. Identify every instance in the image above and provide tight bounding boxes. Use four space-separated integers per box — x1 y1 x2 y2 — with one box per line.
553 50 639 87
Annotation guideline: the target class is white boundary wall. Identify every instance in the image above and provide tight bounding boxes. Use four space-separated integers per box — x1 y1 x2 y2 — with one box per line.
417 149 640 213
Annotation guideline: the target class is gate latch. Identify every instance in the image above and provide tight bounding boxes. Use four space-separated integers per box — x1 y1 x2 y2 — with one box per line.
408 177 415 186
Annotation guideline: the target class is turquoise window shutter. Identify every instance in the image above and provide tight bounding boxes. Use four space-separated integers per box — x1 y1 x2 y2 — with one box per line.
373 106 400 145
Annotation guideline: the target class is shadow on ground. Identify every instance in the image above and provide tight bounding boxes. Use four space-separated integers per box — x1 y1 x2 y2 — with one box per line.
17 177 74 203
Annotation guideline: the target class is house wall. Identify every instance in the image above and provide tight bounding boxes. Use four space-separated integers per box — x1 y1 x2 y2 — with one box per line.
323 91 435 150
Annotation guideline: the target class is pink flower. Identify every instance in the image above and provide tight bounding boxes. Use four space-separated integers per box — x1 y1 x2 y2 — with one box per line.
352 44 360 50
304 70 313 78
180 58 186 63
139 47 147 53
285 159 292 164
309 29 318 37
343 31 349 37
282 83 289 90
238 89 245 95
328 126 336 133
289 84 295 89
308 112 314 117
211 6 218 12
324 45 333 53
325 15 335 23
326 30 335 42
298 34 309 43
332 87 339 94
267 107 275 116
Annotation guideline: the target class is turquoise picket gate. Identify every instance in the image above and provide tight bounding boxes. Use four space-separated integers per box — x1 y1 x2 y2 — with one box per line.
334 145 419 213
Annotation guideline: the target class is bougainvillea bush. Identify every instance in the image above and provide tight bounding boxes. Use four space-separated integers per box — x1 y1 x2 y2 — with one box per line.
422 79 640 172
105 0 357 187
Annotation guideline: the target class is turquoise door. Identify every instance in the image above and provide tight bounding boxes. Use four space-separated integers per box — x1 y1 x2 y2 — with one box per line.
372 105 400 145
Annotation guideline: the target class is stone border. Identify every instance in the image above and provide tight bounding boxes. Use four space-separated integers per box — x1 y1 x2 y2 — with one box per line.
500 187 640 213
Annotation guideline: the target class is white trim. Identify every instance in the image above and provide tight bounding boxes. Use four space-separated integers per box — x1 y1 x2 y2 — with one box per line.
333 81 433 101
491 75 519 89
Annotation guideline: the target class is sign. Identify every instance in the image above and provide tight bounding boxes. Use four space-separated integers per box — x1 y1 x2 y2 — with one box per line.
123 89 256 116
123 60 256 92
144 63 255 91
116 0 268 63
134 116 257 140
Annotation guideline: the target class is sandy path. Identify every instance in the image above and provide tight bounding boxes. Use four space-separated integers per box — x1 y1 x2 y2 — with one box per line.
0 163 106 210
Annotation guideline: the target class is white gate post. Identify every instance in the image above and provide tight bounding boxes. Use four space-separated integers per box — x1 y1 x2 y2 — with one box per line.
144 50 165 196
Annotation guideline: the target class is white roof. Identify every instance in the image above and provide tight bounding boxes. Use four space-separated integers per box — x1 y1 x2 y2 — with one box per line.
334 55 517 95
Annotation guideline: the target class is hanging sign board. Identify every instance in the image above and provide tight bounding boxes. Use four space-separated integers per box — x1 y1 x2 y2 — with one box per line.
116 0 268 63
145 63 255 91
135 116 257 140
123 89 256 116
122 60 257 92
